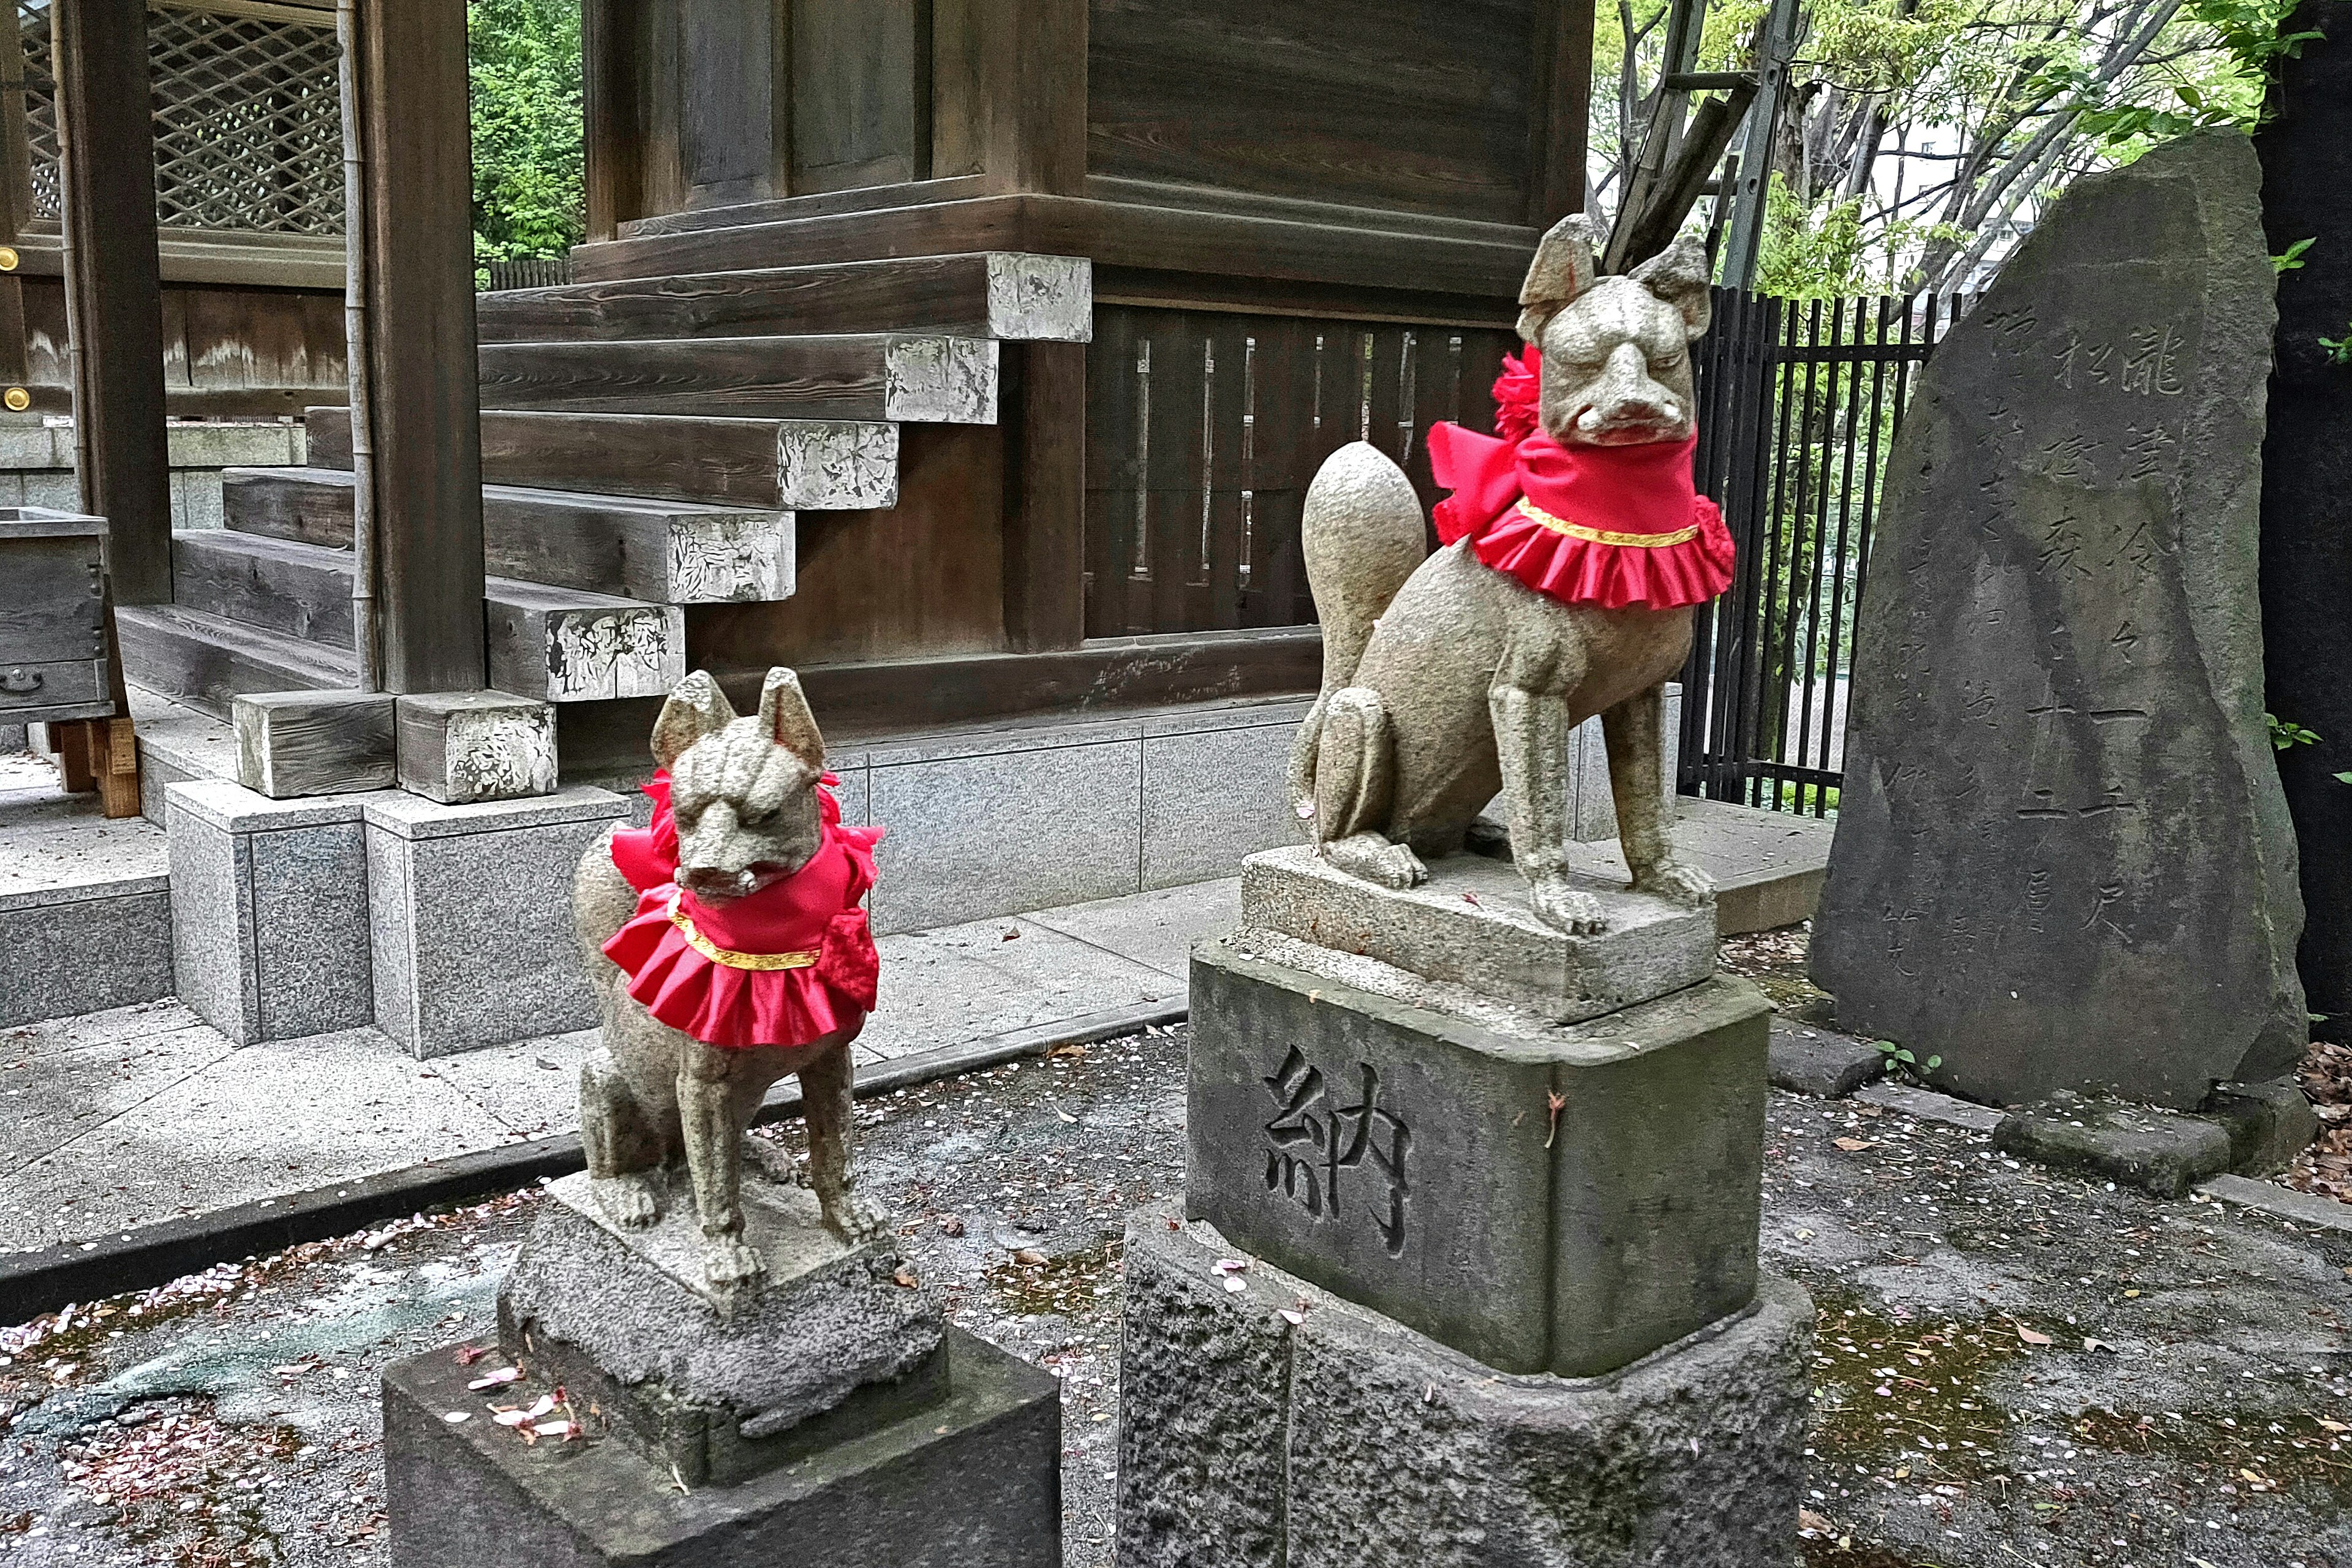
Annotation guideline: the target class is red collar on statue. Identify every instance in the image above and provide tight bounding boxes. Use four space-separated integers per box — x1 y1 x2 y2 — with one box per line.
601 771 886 1049
1425 347 1735 611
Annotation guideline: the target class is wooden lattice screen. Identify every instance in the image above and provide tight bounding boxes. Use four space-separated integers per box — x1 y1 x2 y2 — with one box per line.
19 0 344 236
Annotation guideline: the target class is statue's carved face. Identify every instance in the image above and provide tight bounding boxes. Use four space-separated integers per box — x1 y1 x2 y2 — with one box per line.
1515 217 1714 449
649 669 827 902
1535 277 1701 447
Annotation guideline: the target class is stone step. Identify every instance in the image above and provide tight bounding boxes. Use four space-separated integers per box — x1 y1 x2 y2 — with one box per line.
116 603 358 719
172 527 355 649
475 251 1088 345
221 466 796 605
477 333 997 424
303 405 897 512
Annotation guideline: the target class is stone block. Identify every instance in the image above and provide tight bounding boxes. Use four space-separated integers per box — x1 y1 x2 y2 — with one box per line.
1140 703 1310 890
235 690 397 797
395 690 557 804
385 1325 1060 1568
1811 133 2307 1109
1567 680 1683 842
499 1173 945 1488
1115 1211 1811 1568
1238 845 1714 1024
364 786 628 1057
2203 1077 2320 1177
165 781 373 1044
1767 1019 1887 1098
1186 939 1769 1377
869 722 1142 933
0 883 172 1028
1991 1091 2234 1197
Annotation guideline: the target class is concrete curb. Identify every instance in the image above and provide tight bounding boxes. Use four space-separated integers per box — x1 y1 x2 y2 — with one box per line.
0 997 1187 1328
2196 1172 2352 1233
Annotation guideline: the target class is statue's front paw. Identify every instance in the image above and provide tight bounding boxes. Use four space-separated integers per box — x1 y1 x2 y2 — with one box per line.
1634 860 1715 909
1531 880 1609 935
593 1173 662 1229
823 1189 892 1245
703 1237 766 1291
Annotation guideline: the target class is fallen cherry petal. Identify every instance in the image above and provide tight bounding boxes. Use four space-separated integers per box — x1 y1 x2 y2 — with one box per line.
492 1410 533 1427
453 1345 491 1366
1278 1310 1305 1326
467 1366 523 1389
442 1412 470 1424
1223 1276 1248 1294
535 1420 578 1439
526 1394 557 1419
1212 1258 1248 1274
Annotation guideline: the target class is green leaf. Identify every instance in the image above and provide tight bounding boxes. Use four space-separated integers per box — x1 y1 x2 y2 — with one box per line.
2275 238 2318 273
2335 771 2352 786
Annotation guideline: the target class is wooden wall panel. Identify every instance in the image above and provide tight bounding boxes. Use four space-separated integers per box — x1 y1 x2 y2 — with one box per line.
1088 0 1538 224
22 279 344 414
791 0 930 193
679 0 784 206
1084 304 1515 639
688 421 1008 671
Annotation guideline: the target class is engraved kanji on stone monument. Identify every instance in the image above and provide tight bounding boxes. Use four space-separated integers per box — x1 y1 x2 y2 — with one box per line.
1261 1046 1411 1254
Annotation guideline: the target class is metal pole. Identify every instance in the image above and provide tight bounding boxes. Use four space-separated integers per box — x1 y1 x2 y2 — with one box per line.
338 0 380 691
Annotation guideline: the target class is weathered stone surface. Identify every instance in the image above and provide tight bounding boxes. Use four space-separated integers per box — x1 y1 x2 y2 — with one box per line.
385 1325 1060 1568
1115 1210 1811 1568
1239 845 1715 1024
2203 1077 2320 1177
1187 938 1768 1377
1767 1017 1886 1098
2256 5 2352 1041
499 1172 943 1486
1812 132 2306 1109
1991 1091 2234 1197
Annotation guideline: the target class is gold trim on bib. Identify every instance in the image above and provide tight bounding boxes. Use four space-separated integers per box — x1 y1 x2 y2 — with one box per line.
1514 497 1702 548
668 890 820 971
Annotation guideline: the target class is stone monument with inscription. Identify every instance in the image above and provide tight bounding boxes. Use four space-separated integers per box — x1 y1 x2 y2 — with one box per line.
1812 132 2307 1110
1115 224 1811 1566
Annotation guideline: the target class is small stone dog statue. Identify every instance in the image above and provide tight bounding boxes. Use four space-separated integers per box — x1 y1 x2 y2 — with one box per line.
1289 216 1729 935
574 667 889 1292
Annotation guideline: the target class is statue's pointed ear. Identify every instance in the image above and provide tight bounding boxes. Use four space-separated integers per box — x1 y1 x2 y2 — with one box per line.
651 670 735 770
756 666 826 771
1517 214 1603 342
1630 233 1714 339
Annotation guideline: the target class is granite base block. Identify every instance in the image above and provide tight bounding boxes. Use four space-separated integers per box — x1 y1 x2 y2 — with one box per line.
364 788 628 1057
165 782 372 1044
0 886 173 1028
385 1325 1061 1568
499 1172 944 1487
1187 938 1768 1377
1115 1212 1811 1568
2204 1077 2321 1177
1992 1091 2234 1198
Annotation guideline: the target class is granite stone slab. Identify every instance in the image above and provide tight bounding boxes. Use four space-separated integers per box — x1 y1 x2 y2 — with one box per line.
384 1325 1060 1568
1140 717 1299 891
499 1172 944 1487
1115 1210 1811 1568
0 875 173 1029
1812 132 2306 1109
1239 845 1714 1023
1187 941 1768 1377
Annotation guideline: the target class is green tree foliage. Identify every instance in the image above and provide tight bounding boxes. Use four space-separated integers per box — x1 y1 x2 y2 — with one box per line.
1593 0 2318 298
469 0 582 278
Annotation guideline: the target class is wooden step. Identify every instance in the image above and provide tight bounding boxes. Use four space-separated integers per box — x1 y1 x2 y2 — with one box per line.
116 603 356 719
303 406 897 511
172 529 355 649
475 252 1090 345
477 333 998 424
486 578 687 704
222 466 796 604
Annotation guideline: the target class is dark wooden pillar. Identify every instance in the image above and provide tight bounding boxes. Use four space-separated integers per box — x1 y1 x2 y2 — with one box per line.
55 0 173 606
1003 343 1086 652
345 0 486 693
1528 0 1597 226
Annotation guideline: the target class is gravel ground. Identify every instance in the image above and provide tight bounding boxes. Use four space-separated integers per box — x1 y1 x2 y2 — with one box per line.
4 1010 2351 1568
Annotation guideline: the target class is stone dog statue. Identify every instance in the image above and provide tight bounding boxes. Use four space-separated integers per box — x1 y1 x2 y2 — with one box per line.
1289 216 1730 934
574 667 889 1291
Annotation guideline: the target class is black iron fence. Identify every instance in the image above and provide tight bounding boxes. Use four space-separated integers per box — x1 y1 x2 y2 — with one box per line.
482 255 573 291
1679 287 1966 815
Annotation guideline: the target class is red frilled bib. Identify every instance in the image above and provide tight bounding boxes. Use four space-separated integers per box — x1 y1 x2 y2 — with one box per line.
1425 347 1735 611
601 772 884 1050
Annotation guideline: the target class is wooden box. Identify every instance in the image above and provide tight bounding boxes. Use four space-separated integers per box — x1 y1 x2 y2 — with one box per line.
0 507 114 726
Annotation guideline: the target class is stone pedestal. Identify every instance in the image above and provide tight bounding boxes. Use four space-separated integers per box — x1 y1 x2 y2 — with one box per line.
1115 1213 1812 1568
386 1172 1062 1567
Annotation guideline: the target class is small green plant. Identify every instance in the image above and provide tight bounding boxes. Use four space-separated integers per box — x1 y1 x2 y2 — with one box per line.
2270 712 2322 750
2275 238 2318 273
1874 1041 1942 1082
2324 326 2352 366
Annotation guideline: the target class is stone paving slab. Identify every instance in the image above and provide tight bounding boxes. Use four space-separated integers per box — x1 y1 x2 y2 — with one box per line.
0 878 1235 1258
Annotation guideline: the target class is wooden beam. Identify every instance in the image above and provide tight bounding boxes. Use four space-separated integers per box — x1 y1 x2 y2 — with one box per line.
345 0 487 693
935 0 1085 197
1001 342 1086 652
581 0 642 241
1527 0 1597 228
55 0 173 606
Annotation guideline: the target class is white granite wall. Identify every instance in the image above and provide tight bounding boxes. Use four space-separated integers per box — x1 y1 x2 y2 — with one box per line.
0 418 306 527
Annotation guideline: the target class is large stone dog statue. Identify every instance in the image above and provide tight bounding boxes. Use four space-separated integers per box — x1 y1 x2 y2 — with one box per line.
573 667 889 1291
1289 216 1727 935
